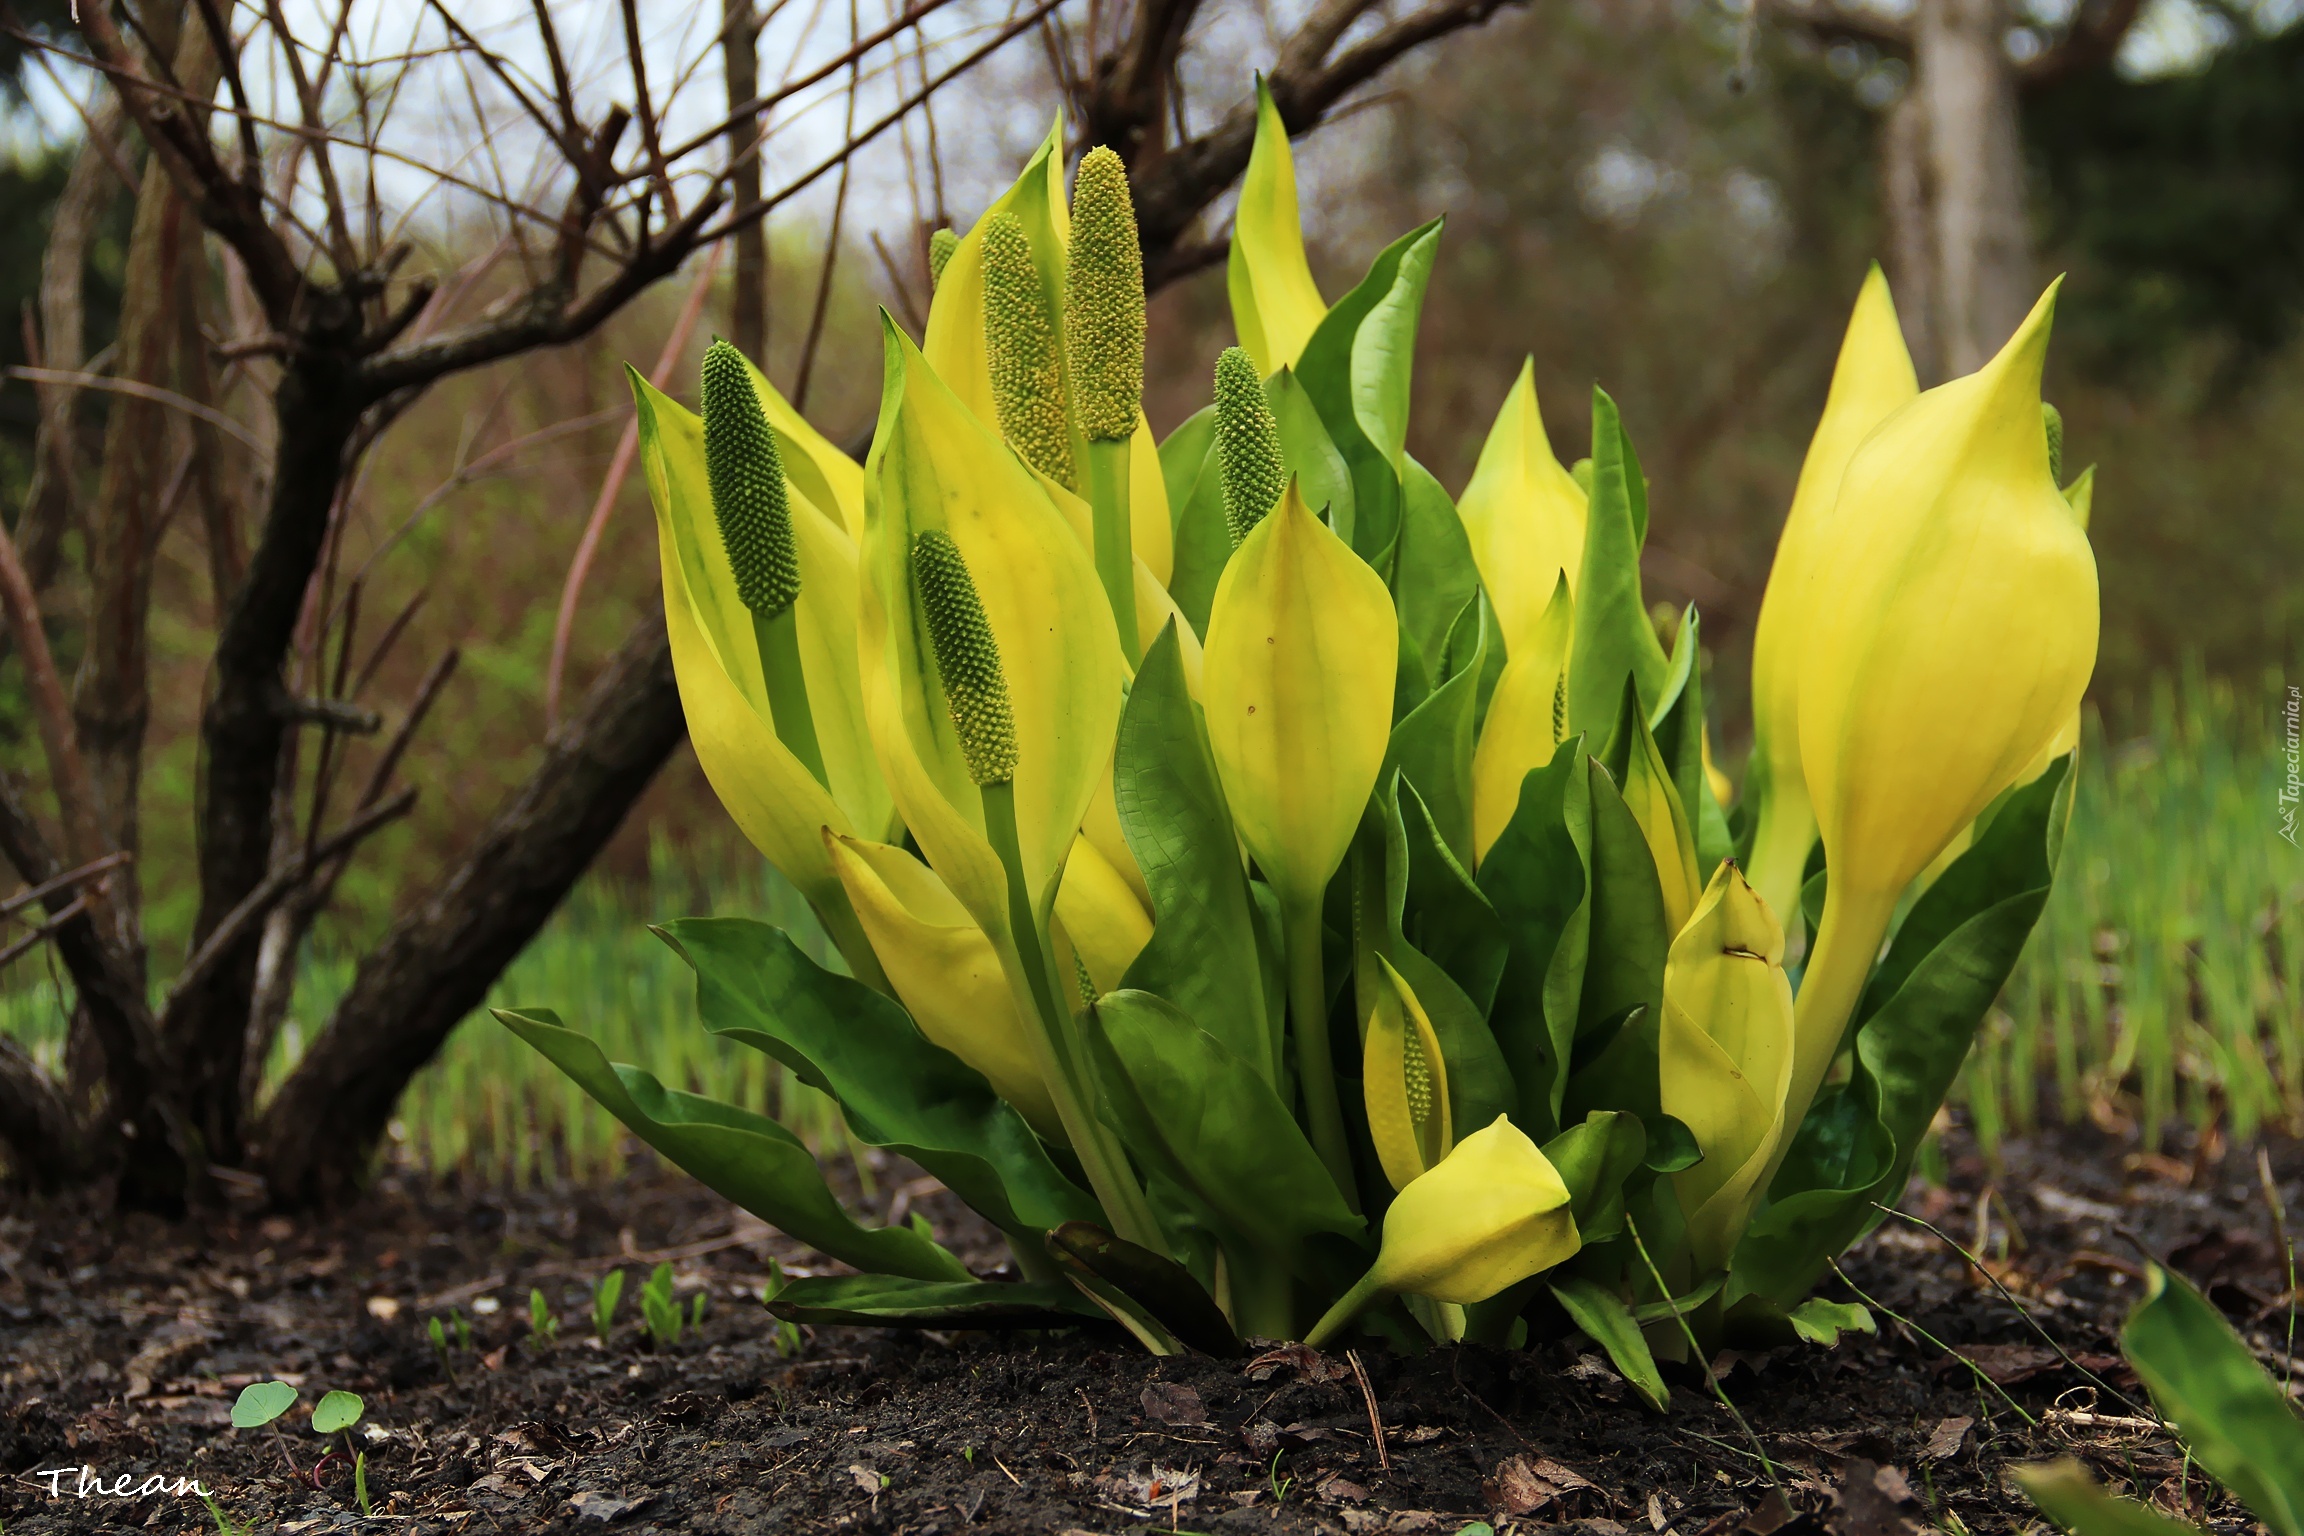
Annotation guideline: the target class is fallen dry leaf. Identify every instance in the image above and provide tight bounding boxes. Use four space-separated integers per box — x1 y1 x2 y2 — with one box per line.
1140 1381 1207 1426
1922 1415 1973 1460
1827 1460 1923 1536
1484 1452 1594 1517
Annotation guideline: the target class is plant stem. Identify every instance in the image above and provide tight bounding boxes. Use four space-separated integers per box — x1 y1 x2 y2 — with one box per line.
981 781 1162 1249
1083 437 1138 666
754 605 828 789
1305 1268 1385 1349
1742 778 1815 954
1229 1250 1296 1341
1284 897 1357 1206
1766 883 1900 1193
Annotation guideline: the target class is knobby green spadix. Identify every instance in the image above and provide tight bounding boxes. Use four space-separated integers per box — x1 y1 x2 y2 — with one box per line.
1743 266 1918 935
1067 145 1148 661
704 339 827 790
1214 345 1286 546
928 227 959 288
1783 280 2099 1174
982 211 1076 489
1364 956 1453 1192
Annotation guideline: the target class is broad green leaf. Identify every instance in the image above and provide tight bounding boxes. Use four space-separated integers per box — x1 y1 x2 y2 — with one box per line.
310 1391 364 1435
1227 76 1329 376
1294 221 1444 567
1393 458 1480 674
1398 780 1509 1019
1084 989 1364 1270
1543 1111 1648 1243
1115 623 1279 1081
1268 367 1357 547
231 1381 297 1430
1566 389 1669 738
498 1008 968 1282
1047 1222 1245 1356
1159 405 1230 637
768 1274 1103 1330
1787 1298 1875 1345
1385 602 1486 866
1577 756 1669 1040
1630 1273 1726 1324
1478 738 1590 1137
659 918 1099 1237
2017 1459 2211 1536
2123 1264 2304 1536
1549 1278 1668 1411
1350 225 1441 478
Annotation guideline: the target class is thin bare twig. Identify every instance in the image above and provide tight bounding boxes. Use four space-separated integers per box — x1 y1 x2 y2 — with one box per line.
163 786 420 1018
794 0 865 412
0 894 91 973
1 852 134 925
9 366 268 455
0 517 104 867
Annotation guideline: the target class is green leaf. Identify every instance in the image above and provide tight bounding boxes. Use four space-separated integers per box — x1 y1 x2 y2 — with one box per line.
498 1008 968 1281
1394 457 1480 675
1565 390 1669 738
1083 989 1364 1269
1293 222 1444 567
1576 757 1668 1042
1549 1278 1668 1411
1787 1298 1876 1346
1649 608 1733 876
1358 786 1517 1138
1478 738 1591 1138
230 1381 297 1430
1643 1115 1700 1173
1397 779 1509 1018
656 919 1099 1237
2017 1459 2212 1536
1159 404 1228 638
310 1391 364 1435
1542 1110 1647 1243
1385 609 1485 865
1046 1222 1245 1356
2122 1264 2304 1536
1116 623 1279 1082
1267 366 1357 547
767 1274 1104 1329
1630 1273 1725 1324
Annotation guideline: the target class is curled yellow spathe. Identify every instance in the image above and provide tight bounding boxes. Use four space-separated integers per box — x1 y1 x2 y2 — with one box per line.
826 833 1064 1142
860 316 1127 945
1458 359 1587 658
1201 479 1397 911
1364 956 1452 1193
1470 573 1572 866
633 371 892 917
1658 862 1795 1274
1369 1116 1579 1305
1226 76 1328 376
1744 266 1918 929
1786 280 2099 1159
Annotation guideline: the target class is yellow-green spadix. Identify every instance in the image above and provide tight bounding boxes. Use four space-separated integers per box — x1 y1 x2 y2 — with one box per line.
1658 861 1794 1274
1744 265 1918 932
1784 280 2100 1169
1215 345 1286 546
1364 956 1452 1192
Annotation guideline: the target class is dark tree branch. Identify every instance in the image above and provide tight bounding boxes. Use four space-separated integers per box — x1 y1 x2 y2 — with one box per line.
0 1034 85 1191
2018 0 2148 87
255 608 686 1206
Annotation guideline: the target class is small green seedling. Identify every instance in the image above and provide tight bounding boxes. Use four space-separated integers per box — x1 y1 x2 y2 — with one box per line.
691 1291 708 1331
202 1494 256 1536
760 1259 803 1357
1267 1451 1293 1507
528 1287 560 1346
229 1380 298 1429
451 1309 472 1351
592 1269 625 1343
639 1262 682 1347
426 1316 456 1382
311 1391 370 1516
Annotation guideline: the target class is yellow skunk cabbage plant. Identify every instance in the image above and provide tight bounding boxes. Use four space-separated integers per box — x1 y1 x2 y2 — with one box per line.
503 99 2092 1366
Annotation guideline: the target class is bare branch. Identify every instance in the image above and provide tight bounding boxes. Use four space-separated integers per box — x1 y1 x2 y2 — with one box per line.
0 511 105 867
10 366 270 456
2019 0 2147 86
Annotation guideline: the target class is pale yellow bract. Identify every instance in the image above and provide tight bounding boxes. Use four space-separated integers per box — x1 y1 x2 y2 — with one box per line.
1370 1117 1579 1305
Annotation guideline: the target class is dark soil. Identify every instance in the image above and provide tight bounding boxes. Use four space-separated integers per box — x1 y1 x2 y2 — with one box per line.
3 1121 2299 1536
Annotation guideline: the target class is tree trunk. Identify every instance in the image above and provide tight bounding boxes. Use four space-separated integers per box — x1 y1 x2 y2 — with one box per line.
724 0 766 361
253 607 685 1207
1912 0 2032 377
1879 87 1940 382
